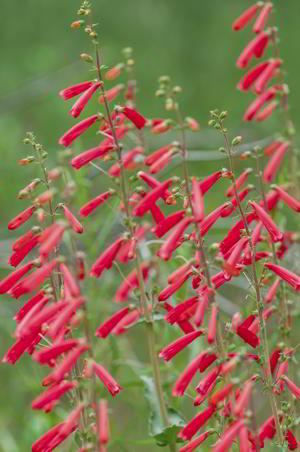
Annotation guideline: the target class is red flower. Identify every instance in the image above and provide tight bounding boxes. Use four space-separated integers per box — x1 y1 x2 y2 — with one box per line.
264 262 300 290
273 185 300 212
16 259 59 296
210 383 233 406
236 324 260 348
232 4 259 31
179 431 211 452
149 148 173 174
86 361 123 396
39 223 65 258
236 31 270 68
159 331 203 362
122 107 146 129
144 144 173 166
115 263 149 302
9 233 40 267
199 171 222 194
105 64 122 80
157 217 193 260
59 114 100 147
226 169 252 197
132 179 173 217
99 84 123 103
255 101 278 121
199 203 231 236
89 238 124 277
244 86 278 121
32 381 77 411
152 210 185 238
96 307 130 338
254 59 281 94
33 339 79 366
159 269 192 301
71 142 115 169
212 420 244 452
165 296 199 325
233 380 252 417
62 205 84 233
2 331 42 364
253 2 273 33
237 61 269 91
179 405 216 440
207 305 218 344
69 81 101 117
265 278 280 304
281 376 300 399
264 141 289 182
108 147 144 177
192 178 204 222
249 201 283 242
285 430 298 451
60 81 93 100
0 261 34 294
80 190 114 217
14 291 47 323
196 367 220 395
98 400 110 444
60 263 80 297
8 206 36 230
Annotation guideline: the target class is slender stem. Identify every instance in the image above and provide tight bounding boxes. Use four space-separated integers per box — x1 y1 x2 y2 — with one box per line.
222 129 284 445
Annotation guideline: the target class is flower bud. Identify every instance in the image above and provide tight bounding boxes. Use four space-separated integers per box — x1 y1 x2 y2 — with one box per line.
232 136 243 146
80 53 93 63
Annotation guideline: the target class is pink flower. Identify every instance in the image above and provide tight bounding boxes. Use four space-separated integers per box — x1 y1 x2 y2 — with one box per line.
249 201 283 242
192 178 204 222
80 190 114 217
149 148 173 174
210 383 233 406
42 344 89 386
109 147 144 177
211 420 244 452
115 263 149 302
233 380 252 417
60 81 93 100
88 361 123 396
168 262 192 284
8 206 36 230
152 210 185 238
281 376 300 399
196 367 220 395
71 142 115 169
105 64 122 80
89 238 124 277
273 185 300 212
237 61 269 91
96 307 130 338
122 107 146 129
264 141 282 156
232 4 259 31
255 101 278 121
132 179 173 217
254 59 281 94
32 381 77 410
144 144 173 166
69 82 101 117
274 359 289 394
99 84 123 103
159 331 203 361
244 86 278 121
264 262 300 290
157 217 194 260
207 305 218 344
48 298 85 338
12 229 35 251
151 119 171 134
60 263 80 297
226 169 252 197
194 292 209 326
58 404 84 439
253 2 273 33
0 261 34 294
16 259 59 295
265 278 281 303
179 431 211 452
32 421 70 452
59 114 100 147
62 205 84 233
236 31 270 68
98 400 109 443
39 223 66 258
179 405 216 440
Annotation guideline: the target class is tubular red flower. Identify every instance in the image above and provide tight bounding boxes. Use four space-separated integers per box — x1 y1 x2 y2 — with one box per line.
96 307 130 338
192 178 204 222
0 261 34 294
138 172 173 204
168 262 192 284
157 217 194 260
32 381 77 410
60 263 80 297
33 339 79 366
159 270 192 301
80 191 113 217
273 185 300 212
281 376 300 399
269 348 281 375
145 144 172 166
58 404 84 439
60 81 93 100
194 292 209 327
9 234 40 267
115 263 149 302
164 302 195 334
199 171 222 194
166 296 199 325
234 380 252 417
8 206 36 230
264 141 282 156
196 367 220 395
62 205 84 233
244 86 277 121
255 59 281 94
151 119 171 134
179 431 211 452
42 344 89 386
71 142 115 169
212 420 244 452
159 331 203 361
39 224 65 258
232 4 259 31
226 169 252 197
265 262 300 290
236 325 260 348
17 259 58 296
98 400 109 444
90 361 123 396
256 100 278 121
2 331 42 364
285 430 298 451
12 229 35 251
59 114 100 147
105 64 122 80
99 84 123 103
152 210 185 238
150 149 173 174
207 305 218 344
259 416 276 448
236 30 270 68
210 383 234 406
90 237 124 277
199 203 231 237
48 298 85 338
69 81 101 117
133 178 173 217
122 107 146 129
14 291 46 323
108 147 144 177
237 61 269 91
179 405 216 440
253 2 273 33
249 201 283 242
265 278 280 303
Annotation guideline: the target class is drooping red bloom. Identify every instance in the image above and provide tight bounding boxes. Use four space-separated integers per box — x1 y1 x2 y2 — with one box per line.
226 169 252 197
96 307 130 338
151 119 171 134
49 297 85 338
86 361 123 396
179 431 211 452
254 59 281 94
2 330 42 364
8 206 36 230
212 420 245 452
108 147 144 177
253 2 273 33
236 30 270 68
33 339 79 366
179 405 216 440
15 259 58 296
60 263 80 297
196 367 220 396
281 376 300 399
159 269 192 301
99 84 123 103
80 191 113 217
0 261 34 294
32 421 73 452
60 81 93 100
244 86 278 121
157 217 194 260
269 348 281 375
199 171 222 194
234 380 252 417
172 352 217 397
98 399 110 444
122 107 146 129
236 324 260 348
166 296 199 325
168 262 192 284
285 430 298 451
132 179 173 217
105 64 122 80
264 262 300 290
259 416 276 448
12 229 35 251
14 291 46 323
9 234 40 267
39 223 65 258
207 305 218 344
194 291 209 326
256 101 278 121
59 114 100 147
149 148 173 174
89 238 124 277
71 142 115 169
42 344 89 386
273 185 300 212
265 278 280 304
69 81 101 117
199 203 231 237
232 4 259 31
264 141 282 156
59 404 85 439
220 212 256 255
249 201 283 242
164 302 195 334
115 263 150 302
237 61 269 91
210 383 234 406
145 144 172 166
264 141 289 182
192 178 204 222
32 381 77 411
159 331 203 361
152 210 185 238
62 205 84 233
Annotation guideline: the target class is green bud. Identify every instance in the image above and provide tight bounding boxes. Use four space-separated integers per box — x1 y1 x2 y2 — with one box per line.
220 111 228 119
155 89 165 97
232 136 243 146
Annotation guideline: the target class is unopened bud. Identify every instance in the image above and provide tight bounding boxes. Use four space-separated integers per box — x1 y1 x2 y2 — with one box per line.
232 136 243 146
220 111 228 119
240 151 251 160
71 20 84 28
80 53 93 63
155 89 165 97
19 156 35 165
165 98 174 111
173 86 182 94
158 75 170 84
122 47 133 58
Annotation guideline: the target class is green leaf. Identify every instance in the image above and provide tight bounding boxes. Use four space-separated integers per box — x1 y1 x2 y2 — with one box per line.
141 376 185 447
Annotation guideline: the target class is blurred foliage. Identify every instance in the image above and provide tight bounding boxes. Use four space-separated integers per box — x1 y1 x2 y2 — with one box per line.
0 0 300 451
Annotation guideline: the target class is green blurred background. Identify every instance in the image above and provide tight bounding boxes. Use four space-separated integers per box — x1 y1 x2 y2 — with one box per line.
0 0 299 450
